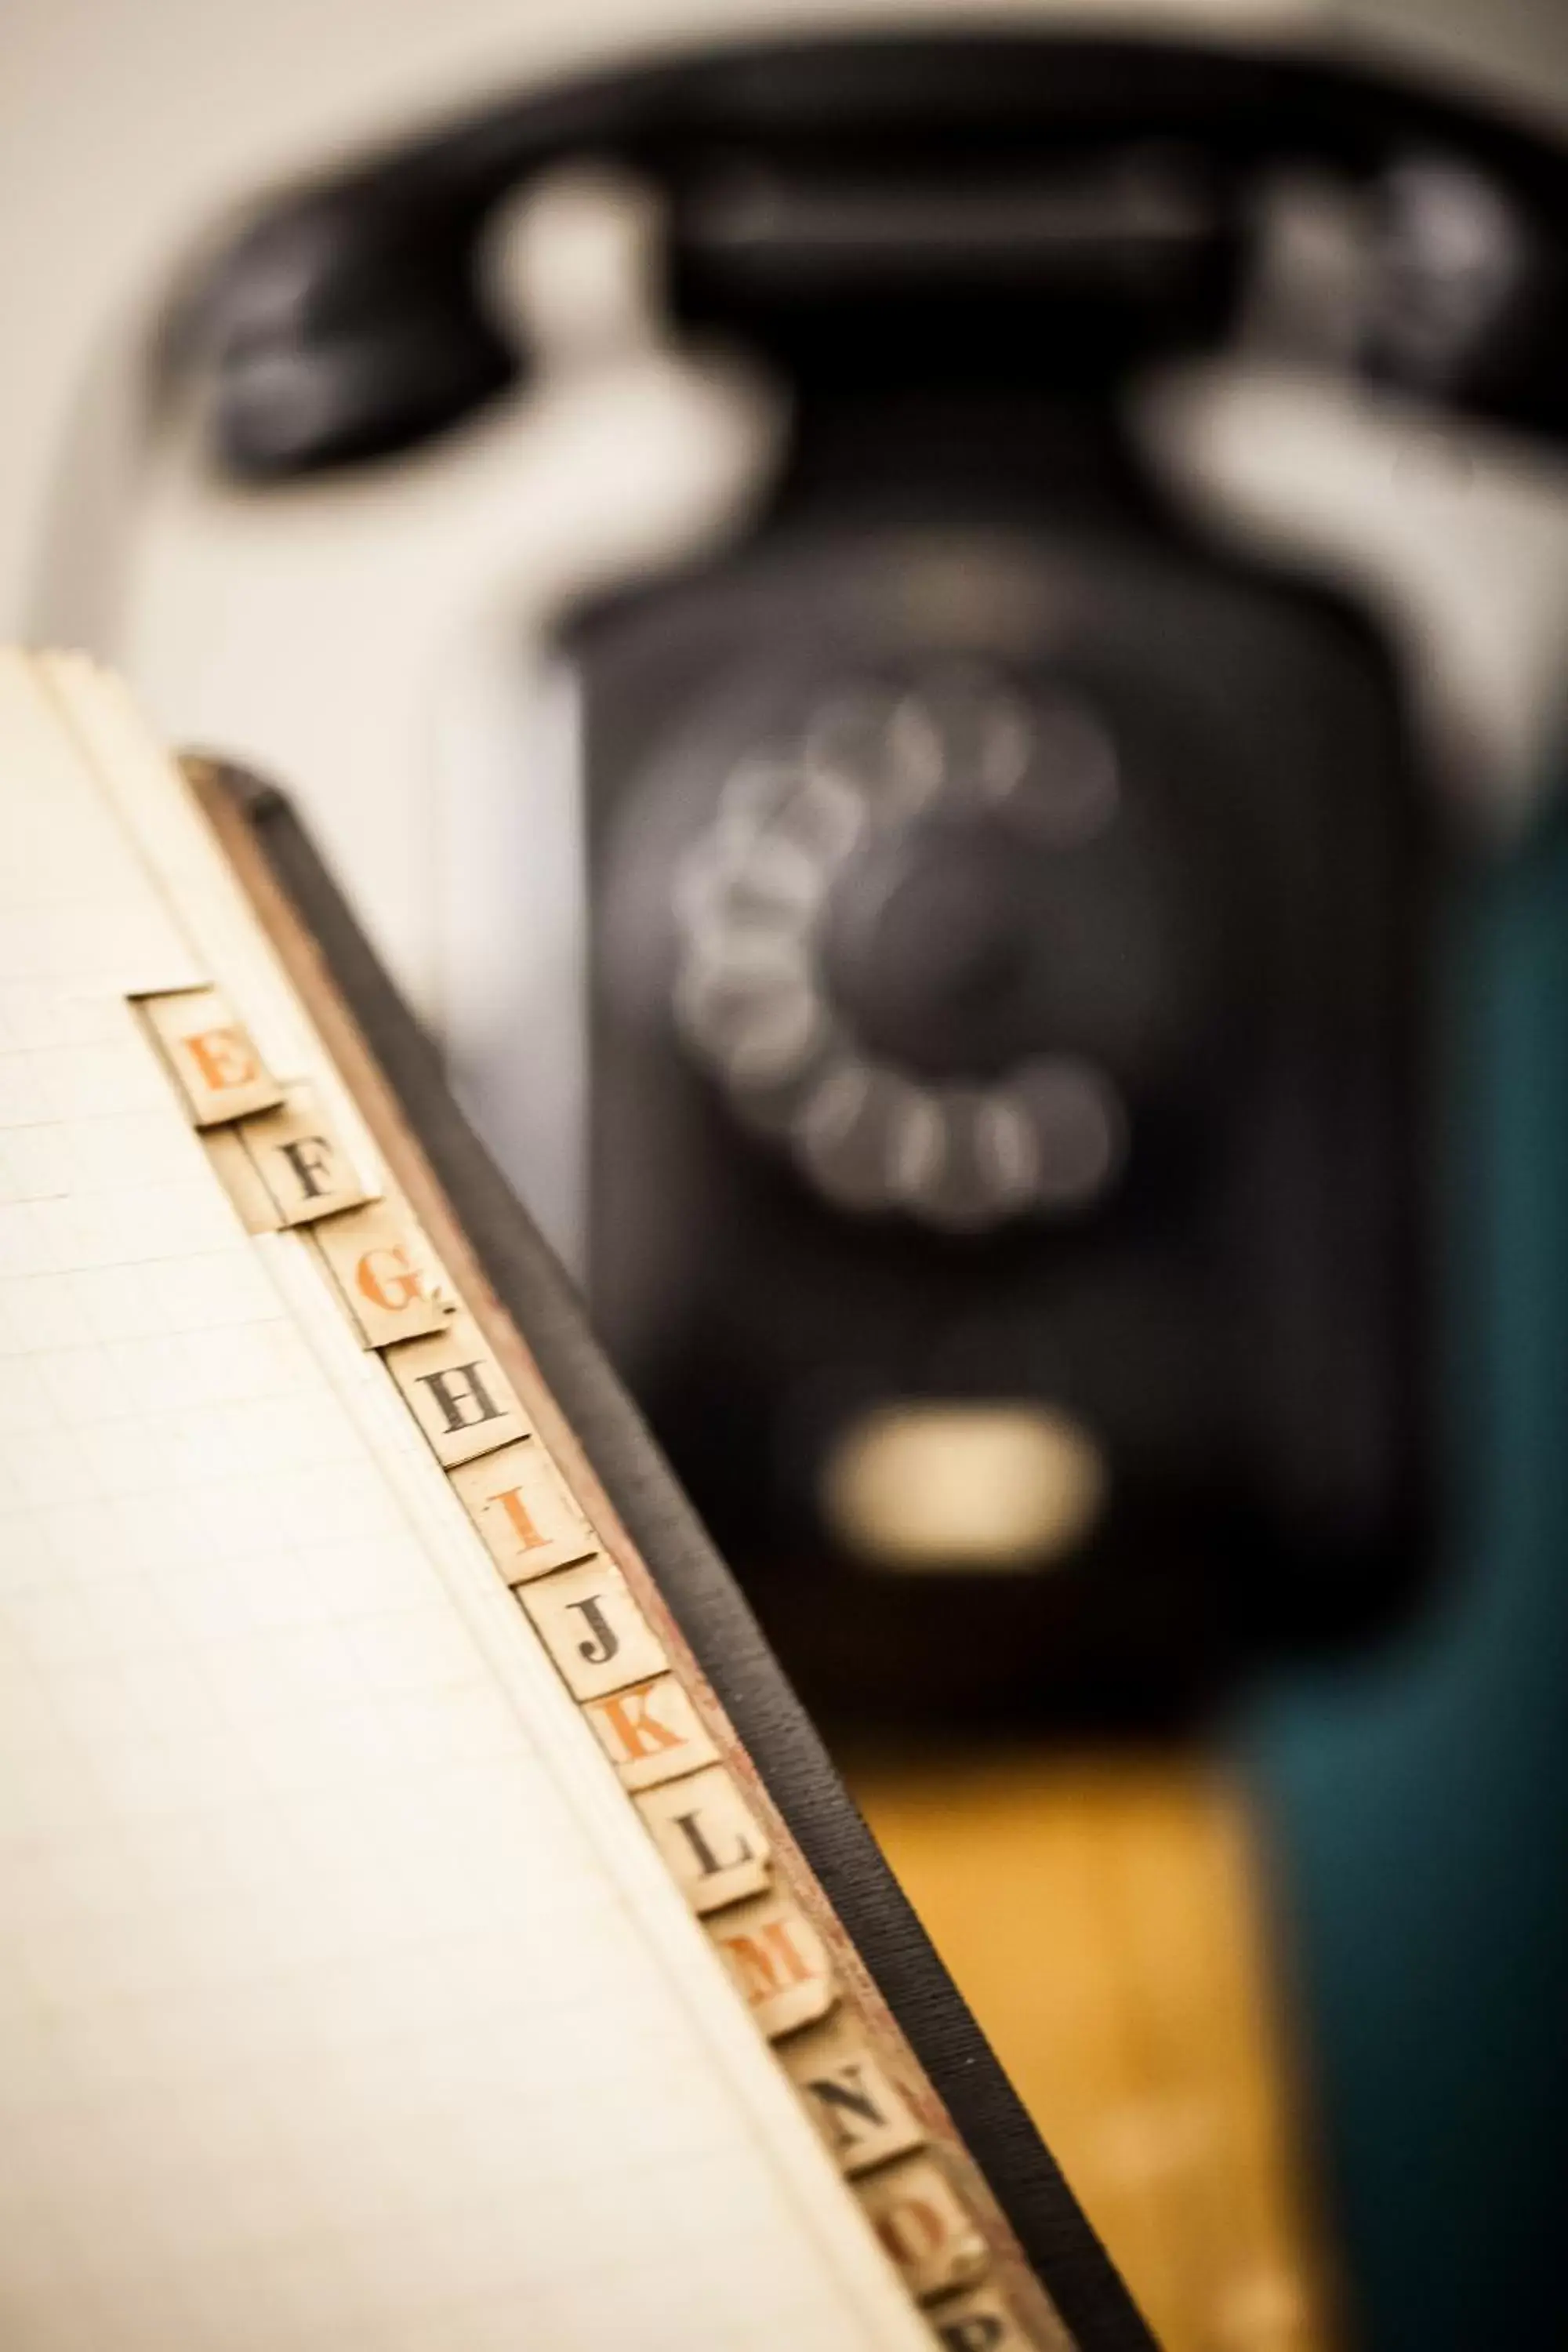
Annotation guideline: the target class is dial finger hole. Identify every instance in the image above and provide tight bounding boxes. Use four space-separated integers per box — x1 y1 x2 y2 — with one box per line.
806 686 944 816
994 697 1120 846
1008 1056 1125 1207
916 665 1034 804
793 1058 923 1211
676 959 826 1087
895 1087 1038 1232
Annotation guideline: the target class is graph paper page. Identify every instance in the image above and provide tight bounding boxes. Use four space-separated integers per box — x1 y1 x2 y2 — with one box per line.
0 653 928 2352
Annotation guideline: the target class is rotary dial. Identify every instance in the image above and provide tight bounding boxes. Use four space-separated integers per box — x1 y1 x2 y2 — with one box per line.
672 666 1129 1232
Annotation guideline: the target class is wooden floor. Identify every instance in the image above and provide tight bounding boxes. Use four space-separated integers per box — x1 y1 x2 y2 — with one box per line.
847 1748 1338 2352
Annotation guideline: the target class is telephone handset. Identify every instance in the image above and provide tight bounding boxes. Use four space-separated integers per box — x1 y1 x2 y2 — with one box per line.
192 32 1568 477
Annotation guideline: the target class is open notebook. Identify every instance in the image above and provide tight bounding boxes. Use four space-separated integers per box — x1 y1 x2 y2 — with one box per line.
0 652 1149 2352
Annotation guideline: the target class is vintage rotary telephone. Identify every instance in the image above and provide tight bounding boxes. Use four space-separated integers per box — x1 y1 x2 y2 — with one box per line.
183 32 1568 1731
180 32 1568 2347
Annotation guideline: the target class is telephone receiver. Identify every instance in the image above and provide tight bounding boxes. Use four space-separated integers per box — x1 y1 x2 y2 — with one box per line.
185 45 1568 2350
188 31 1568 478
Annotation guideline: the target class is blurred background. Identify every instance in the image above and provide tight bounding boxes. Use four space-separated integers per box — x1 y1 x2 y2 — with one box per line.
6 3 1568 2347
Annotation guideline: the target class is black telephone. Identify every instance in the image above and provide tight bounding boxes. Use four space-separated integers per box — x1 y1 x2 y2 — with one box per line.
183 31 1568 1729
180 35 1568 2350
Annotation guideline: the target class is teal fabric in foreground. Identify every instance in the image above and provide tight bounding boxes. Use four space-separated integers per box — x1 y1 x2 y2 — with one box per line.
1245 804 1568 2349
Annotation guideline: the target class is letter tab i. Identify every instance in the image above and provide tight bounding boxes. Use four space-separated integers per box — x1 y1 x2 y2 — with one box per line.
137 987 284 1124
448 1439 598 1583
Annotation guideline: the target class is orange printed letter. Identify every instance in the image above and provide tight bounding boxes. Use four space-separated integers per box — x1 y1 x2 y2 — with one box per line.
718 1918 816 2009
873 2191 946 2268
591 1681 685 1766
184 1026 260 1093
492 1486 546 1551
356 1244 427 1314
